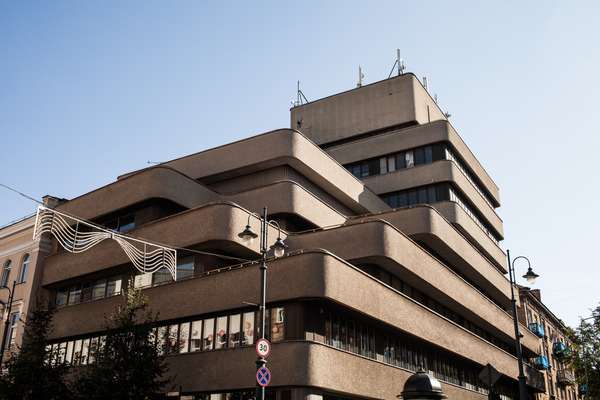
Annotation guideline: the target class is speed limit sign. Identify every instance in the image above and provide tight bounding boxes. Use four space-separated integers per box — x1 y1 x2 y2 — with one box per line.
255 338 271 358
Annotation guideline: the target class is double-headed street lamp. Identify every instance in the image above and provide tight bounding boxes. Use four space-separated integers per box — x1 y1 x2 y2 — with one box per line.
0 280 17 366
506 250 540 400
238 207 287 400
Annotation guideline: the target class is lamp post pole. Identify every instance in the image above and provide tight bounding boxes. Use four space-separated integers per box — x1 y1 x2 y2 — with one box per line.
238 207 287 400
256 207 268 400
507 250 529 400
507 250 540 400
0 280 17 366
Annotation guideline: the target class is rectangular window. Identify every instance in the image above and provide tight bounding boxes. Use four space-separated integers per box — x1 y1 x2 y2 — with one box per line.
405 150 414 168
167 324 178 354
68 286 82 305
242 312 255 346
134 273 152 289
418 188 428 204
271 307 285 342
153 267 172 286
360 163 369 178
379 157 387 174
177 257 195 280
387 156 396 172
58 342 67 363
367 159 379 176
81 283 93 303
228 314 241 348
424 146 433 163
340 320 347 351
332 317 340 348
408 190 418 205
414 147 425 165
427 187 437 203
73 339 83 365
396 152 406 169
117 214 135 233
106 277 122 297
203 318 215 351
80 339 89 365
56 290 68 307
88 337 98 364
8 312 19 345
92 279 107 300
348 321 356 353
179 322 190 353
65 341 74 364
215 316 228 349
190 320 202 352
398 192 408 207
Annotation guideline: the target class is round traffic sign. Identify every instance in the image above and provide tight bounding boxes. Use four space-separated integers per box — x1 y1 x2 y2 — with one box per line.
256 366 272 387
255 338 271 358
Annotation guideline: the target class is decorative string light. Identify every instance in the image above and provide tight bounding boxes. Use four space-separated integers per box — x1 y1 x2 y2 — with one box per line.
33 205 177 280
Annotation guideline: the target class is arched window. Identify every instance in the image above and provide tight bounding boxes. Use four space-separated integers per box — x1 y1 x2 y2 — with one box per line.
18 254 30 284
1 260 11 287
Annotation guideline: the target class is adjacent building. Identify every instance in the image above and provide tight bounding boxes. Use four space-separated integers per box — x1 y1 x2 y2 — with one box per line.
519 287 578 400
0 195 62 361
27 73 571 399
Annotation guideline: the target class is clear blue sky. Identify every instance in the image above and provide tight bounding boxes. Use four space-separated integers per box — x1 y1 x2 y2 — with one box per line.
1 1 598 326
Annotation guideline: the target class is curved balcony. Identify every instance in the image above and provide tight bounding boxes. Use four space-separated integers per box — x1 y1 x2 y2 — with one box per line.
553 342 572 360
287 220 538 354
159 129 389 215
353 205 510 299
533 355 549 370
226 180 347 229
41 201 284 286
48 250 540 383
57 166 219 221
557 369 576 386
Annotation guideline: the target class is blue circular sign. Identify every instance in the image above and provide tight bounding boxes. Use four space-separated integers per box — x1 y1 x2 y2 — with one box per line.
256 366 272 387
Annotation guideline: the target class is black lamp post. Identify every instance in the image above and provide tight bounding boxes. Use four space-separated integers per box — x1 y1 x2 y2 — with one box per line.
506 250 540 400
238 207 287 400
0 280 17 366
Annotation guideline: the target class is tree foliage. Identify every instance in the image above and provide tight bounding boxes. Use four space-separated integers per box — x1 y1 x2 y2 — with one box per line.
0 305 72 400
570 303 600 398
72 282 171 400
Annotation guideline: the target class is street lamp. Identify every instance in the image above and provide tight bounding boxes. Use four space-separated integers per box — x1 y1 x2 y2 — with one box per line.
0 280 17 366
506 250 540 400
238 207 287 400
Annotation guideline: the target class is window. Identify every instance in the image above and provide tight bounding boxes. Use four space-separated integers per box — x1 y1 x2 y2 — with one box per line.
215 316 228 349
18 254 30 283
1 260 11 287
81 283 93 302
179 322 190 353
92 279 107 300
56 289 68 306
117 214 135 233
202 318 215 351
8 312 19 345
68 286 82 305
271 307 285 342
405 150 414 168
228 314 241 348
167 324 178 354
177 257 195 280
73 339 83 365
65 341 74 364
242 312 255 346
106 277 122 297
153 267 172 286
134 273 152 288
414 147 425 165
81 338 89 365
190 320 202 352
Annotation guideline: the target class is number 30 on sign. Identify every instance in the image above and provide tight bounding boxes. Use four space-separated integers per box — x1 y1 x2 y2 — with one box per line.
255 338 271 358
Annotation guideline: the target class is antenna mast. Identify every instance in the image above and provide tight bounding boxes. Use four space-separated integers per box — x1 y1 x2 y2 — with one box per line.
388 49 406 78
357 66 364 87
293 81 309 107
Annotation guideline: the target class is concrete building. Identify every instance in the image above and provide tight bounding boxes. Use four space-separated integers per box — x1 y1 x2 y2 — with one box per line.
39 73 560 399
519 287 578 400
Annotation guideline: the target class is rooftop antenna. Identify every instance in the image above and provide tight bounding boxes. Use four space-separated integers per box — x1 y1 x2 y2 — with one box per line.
357 66 364 87
388 49 406 78
294 80 309 106
434 94 438 103
423 76 428 91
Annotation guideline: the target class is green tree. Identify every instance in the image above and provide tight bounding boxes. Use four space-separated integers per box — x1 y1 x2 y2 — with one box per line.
570 303 600 398
72 281 171 400
0 305 72 400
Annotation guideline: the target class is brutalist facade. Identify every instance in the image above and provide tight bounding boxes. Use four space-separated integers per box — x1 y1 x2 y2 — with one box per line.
40 74 557 400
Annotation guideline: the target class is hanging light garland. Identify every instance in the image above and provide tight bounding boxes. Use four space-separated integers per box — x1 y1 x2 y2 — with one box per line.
33 205 177 280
